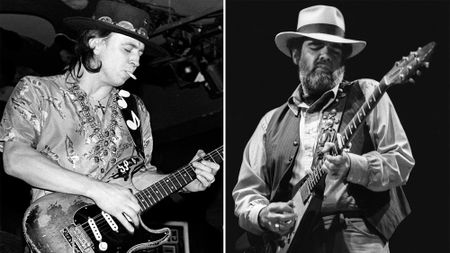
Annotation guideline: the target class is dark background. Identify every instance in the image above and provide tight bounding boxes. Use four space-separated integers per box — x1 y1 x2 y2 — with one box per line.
226 1 450 252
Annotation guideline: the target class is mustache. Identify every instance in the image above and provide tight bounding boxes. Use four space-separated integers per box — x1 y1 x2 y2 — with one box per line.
312 60 332 73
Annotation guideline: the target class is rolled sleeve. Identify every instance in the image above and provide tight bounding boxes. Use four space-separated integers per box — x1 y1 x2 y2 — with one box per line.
233 110 275 235
345 79 415 191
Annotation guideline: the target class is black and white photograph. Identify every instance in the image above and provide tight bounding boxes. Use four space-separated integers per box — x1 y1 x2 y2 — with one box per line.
0 0 222 252
226 1 449 252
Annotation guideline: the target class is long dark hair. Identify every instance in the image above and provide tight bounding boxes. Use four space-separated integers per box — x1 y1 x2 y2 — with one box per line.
67 29 112 81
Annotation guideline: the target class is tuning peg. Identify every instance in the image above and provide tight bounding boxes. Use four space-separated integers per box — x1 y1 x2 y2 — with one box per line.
399 74 405 82
408 78 415 84
416 70 422 76
423 62 430 68
395 61 400 66
402 56 408 61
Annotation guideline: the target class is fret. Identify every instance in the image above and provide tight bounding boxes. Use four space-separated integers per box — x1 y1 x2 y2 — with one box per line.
150 184 163 201
376 84 382 95
131 146 222 212
145 188 157 205
165 176 178 192
141 189 154 206
157 180 170 197
136 193 149 210
185 167 196 181
176 170 188 185
370 94 376 105
172 171 184 188
179 170 191 184
207 154 217 163
152 182 164 198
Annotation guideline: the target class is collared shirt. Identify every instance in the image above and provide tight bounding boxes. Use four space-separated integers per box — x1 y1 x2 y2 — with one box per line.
0 73 158 202
232 79 415 235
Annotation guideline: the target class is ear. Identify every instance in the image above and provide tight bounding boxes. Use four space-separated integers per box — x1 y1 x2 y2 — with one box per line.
291 48 301 65
89 37 104 55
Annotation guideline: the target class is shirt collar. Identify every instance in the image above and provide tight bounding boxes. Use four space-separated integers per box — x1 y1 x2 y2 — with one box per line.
287 83 340 116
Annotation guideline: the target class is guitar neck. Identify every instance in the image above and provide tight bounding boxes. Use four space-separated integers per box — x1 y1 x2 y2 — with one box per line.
340 81 388 145
134 146 223 211
300 82 388 202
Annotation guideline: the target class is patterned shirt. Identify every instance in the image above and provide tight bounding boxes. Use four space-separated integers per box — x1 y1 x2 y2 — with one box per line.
232 79 415 235
0 73 157 202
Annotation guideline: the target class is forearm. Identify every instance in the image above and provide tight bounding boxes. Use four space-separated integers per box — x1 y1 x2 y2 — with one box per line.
346 148 414 191
233 109 275 234
345 80 415 191
3 141 101 199
233 184 269 235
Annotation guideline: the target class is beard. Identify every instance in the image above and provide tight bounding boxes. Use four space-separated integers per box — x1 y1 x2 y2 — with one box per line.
299 61 345 101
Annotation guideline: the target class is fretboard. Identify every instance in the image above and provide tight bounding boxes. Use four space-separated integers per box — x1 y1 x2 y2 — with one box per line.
134 146 223 210
300 82 389 203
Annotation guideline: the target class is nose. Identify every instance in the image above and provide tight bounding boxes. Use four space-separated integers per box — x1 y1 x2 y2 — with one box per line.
318 46 332 63
130 54 140 68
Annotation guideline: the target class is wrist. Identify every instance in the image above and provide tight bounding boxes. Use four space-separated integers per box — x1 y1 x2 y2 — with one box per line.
257 206 269 231
84 178 103 199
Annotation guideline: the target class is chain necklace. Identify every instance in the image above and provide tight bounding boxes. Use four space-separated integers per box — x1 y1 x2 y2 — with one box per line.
68 83 122 166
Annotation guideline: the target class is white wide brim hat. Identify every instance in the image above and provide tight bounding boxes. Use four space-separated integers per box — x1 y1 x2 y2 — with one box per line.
275 5 366 59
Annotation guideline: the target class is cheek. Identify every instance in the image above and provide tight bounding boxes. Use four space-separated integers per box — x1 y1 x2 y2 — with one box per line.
299 55 313 73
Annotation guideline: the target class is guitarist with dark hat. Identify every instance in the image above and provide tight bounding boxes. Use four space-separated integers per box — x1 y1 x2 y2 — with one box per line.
233 5 415 253
0 0 220 252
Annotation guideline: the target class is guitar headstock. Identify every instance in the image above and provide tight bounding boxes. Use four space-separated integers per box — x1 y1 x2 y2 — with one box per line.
383 41 435 86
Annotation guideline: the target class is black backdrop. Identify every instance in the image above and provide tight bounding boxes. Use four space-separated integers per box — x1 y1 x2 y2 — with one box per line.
226 1 450 252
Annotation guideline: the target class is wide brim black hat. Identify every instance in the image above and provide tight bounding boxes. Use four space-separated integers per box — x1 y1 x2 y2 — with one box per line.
64 0 168 57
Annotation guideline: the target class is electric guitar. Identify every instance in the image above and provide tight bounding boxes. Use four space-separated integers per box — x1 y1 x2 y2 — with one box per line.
266 42 435 253
22 146 223 253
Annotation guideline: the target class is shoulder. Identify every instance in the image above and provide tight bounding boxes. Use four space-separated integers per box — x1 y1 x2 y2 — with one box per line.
346 78 380 99
12 74 63 99
16 74 65 91
259 103 288 132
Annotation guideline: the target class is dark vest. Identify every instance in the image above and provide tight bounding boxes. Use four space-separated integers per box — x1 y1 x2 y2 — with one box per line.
263 81 411 241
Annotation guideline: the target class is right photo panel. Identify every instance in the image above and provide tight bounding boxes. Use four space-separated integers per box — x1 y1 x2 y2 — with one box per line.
226 1 450 252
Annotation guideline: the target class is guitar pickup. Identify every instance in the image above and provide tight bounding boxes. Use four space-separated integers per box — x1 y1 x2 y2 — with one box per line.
61 224 95 253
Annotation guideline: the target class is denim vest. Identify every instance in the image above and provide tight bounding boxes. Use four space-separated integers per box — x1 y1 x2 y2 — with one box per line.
263 81 411 241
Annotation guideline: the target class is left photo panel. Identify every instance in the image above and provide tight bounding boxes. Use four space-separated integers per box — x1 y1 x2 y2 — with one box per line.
0 0 223 252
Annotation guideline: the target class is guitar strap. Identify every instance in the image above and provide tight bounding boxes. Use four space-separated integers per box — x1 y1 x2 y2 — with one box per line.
286 82 350 253
118 91 145 159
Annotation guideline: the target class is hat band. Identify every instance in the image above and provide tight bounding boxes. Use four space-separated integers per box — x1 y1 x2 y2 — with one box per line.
97 16 149 39
297 23 345 37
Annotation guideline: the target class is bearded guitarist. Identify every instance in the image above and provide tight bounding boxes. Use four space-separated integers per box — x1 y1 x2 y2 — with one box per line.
233 5 415 253
0 1 220 252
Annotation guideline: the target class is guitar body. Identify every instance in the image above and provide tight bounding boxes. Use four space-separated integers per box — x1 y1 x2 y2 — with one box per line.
22 146 223 253
23 192 169 253
269 178 323 253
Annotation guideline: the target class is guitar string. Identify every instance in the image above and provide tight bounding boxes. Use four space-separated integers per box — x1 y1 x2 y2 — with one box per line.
78 148 222 239
301 84 385 197
79 166 197 233
80 150 223 238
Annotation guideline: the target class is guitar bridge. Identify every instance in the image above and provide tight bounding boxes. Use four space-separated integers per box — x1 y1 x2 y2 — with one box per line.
61 224 95 253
